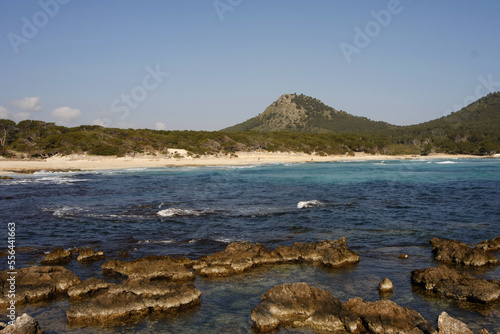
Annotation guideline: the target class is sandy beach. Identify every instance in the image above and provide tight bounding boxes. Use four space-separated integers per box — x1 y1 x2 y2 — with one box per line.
0 152 493 174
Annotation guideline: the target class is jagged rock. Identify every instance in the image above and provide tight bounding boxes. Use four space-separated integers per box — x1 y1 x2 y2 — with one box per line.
411 266 500 303
0 266 81 307
430 238 499 266
66 279 201 325
68 278 111 299
194 242 280 277
0 313 45 334
251 282 436 333
275 238 360 267
379 278 393 293
77 248 106 262
251 283 345 333
437 312 473 334
40 247 72 265
476 237 500 251
102 255 194 281
194 238 359 278
343 297 436 334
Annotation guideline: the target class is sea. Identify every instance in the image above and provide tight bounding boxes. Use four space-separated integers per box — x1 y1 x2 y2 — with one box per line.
1 158 499 333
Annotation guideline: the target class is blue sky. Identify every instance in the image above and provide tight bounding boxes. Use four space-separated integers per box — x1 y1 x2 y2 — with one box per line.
1 0 499 130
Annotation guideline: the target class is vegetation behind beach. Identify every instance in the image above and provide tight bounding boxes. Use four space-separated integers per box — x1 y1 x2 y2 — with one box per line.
1 92 499 158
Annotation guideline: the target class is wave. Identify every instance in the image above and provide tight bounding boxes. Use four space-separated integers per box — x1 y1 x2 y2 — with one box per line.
46 206 86 218
137 239 176 244
435 161 460 164
6 173 89 185
297 200 324 209
157 208 208 217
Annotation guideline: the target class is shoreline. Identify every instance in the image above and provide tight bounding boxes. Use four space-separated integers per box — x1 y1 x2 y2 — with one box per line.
0 152 496 174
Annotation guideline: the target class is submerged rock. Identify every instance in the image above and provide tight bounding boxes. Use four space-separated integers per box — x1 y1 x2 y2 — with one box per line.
430 238 499 266
411 266 500 303
194 242 280 277
68 277 111 300
102 255 194 281
275 238 360 267
251 282 436 333
40 247 72 265
437 312 473 334
0 313 45 334
343 297 436 334
194 238 359 278
476 237 500 251
76 248 106 262
66 279 201 325
0 266 81 307
251 283 345 333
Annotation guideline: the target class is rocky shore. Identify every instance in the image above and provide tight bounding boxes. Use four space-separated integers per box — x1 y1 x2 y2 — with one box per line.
0 237 498 333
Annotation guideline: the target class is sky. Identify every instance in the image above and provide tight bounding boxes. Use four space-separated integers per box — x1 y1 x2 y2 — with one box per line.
1 0 499 131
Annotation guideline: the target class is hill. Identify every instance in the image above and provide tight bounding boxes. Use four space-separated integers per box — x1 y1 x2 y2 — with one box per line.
383 92 500 155
222 93 394 133
0 93 498 158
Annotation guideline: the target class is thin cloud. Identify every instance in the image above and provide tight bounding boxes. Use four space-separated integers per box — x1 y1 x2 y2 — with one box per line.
13 112 31 122
11 97 41 111
155 122 166 130
0 106 10 118
52 106 81 125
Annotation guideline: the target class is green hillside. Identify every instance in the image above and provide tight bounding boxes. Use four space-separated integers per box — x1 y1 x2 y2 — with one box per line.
0 92 498 158
381 92 500 155
223 93 394 133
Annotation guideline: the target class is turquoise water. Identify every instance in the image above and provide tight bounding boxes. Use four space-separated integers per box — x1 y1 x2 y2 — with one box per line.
1 158 499 333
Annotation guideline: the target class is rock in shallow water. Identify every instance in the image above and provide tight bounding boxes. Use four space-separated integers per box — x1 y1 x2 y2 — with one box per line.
476 237 500 251
102 255 195 281
437 311 473 334
343 297 436 334
66 279 201 325
40 247 72 265
194 238 359 278
430 238 499 266
0 313 45 334
76 248 106 262
411 266 500 303
251 282 345 333
0 266 81 307
378 277 393 293
251 282 436 333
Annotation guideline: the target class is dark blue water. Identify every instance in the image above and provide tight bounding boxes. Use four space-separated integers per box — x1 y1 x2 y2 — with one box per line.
1 159 500 333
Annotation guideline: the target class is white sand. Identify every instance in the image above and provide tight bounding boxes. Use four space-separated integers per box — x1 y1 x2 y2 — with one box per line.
0 152 492 175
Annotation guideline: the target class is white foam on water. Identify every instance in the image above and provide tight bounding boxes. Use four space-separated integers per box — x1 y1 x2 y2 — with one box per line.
49 206 85 218
157 208 202 217
138 239 175 244
435 161 460 164
213 237 233 243
297 200 323 209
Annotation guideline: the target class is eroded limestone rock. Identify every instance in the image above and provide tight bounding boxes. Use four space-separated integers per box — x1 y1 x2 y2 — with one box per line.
0 266 81 307
411 266 500 304
430 238 499 266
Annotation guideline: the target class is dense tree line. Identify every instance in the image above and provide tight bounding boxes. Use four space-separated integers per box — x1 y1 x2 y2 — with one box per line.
0 119 498 159
0 93 498 158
